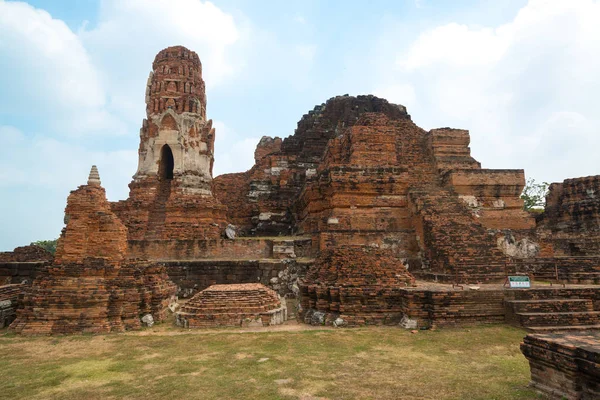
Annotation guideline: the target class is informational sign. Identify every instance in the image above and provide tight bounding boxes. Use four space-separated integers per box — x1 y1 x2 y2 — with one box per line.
508 276 531 288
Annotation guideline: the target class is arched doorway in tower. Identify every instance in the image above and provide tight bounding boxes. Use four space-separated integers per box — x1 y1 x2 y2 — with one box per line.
158 144 174 180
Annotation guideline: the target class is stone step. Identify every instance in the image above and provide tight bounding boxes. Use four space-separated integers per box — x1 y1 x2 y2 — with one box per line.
516 311 600 327
505 287 600 300
506 299 593 313
527 324 600 332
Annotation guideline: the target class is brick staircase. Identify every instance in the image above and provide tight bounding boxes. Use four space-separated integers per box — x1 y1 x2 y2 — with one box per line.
145 179 171 240
505 287 600 332
410 188 508 282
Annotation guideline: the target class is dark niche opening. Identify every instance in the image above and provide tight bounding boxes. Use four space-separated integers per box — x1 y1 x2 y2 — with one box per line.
159 145 174 180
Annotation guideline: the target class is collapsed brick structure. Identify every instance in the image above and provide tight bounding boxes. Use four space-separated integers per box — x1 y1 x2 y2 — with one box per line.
0 245 53 263
112 46 227 259
0 284 24 328
0 245 52 285
10 167 176 335
537 176 600 256
521 332 600 399
218 96 533 283
297 111 538 282
300 246 415 325
175 283 286 328
214 96 409 236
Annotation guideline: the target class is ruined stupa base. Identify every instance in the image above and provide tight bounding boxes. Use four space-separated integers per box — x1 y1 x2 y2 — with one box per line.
175 283 287 328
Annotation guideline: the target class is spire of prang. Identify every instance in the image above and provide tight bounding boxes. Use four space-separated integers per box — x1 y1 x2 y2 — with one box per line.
87 165 101 186
146 45 207 118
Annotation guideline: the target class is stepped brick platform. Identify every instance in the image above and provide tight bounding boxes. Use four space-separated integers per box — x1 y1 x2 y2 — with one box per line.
0 284 25 328
505 286 600 332
521 332 600 399
175 283 286 328
299 246 415 326
400 284 505 328
10 167 176 335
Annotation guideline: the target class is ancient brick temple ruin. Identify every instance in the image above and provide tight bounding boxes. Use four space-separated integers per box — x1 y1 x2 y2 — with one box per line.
1 44 599 346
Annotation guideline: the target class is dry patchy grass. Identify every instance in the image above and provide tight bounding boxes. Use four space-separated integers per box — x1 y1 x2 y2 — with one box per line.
0 324 544 400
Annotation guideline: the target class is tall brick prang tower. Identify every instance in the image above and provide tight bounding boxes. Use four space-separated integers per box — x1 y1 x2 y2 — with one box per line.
135 46 213 192
112 46 227 250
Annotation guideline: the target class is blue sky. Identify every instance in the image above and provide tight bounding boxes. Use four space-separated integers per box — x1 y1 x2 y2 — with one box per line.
1 0 599 250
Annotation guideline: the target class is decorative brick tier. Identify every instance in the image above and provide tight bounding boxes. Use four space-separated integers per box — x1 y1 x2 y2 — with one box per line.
0 284 25 328
176 283 286 328
299 246 415 326
521 332 600 399
505 287 600 332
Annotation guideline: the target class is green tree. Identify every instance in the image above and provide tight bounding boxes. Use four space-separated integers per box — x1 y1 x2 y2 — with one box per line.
521 178 549 211
31 239 58 254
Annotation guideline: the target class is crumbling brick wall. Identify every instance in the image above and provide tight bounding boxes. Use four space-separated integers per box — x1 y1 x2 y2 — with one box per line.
537 175 600 256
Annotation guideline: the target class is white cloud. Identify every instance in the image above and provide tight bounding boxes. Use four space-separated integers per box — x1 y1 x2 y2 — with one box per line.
80 0 242 125
0 125 137 198
0 0 243 135
294 15 306 24
0 0 123 136
0 0 249 249
212 121 259 177
0 125 138 250
296 44 317 62
398 23 512 69
372 83 417 110
375 0 600 184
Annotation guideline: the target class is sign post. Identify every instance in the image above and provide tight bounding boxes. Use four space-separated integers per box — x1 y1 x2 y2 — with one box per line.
506 275 531 288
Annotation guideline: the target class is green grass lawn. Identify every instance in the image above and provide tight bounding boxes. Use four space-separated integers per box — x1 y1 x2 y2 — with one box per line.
0 324 543 400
